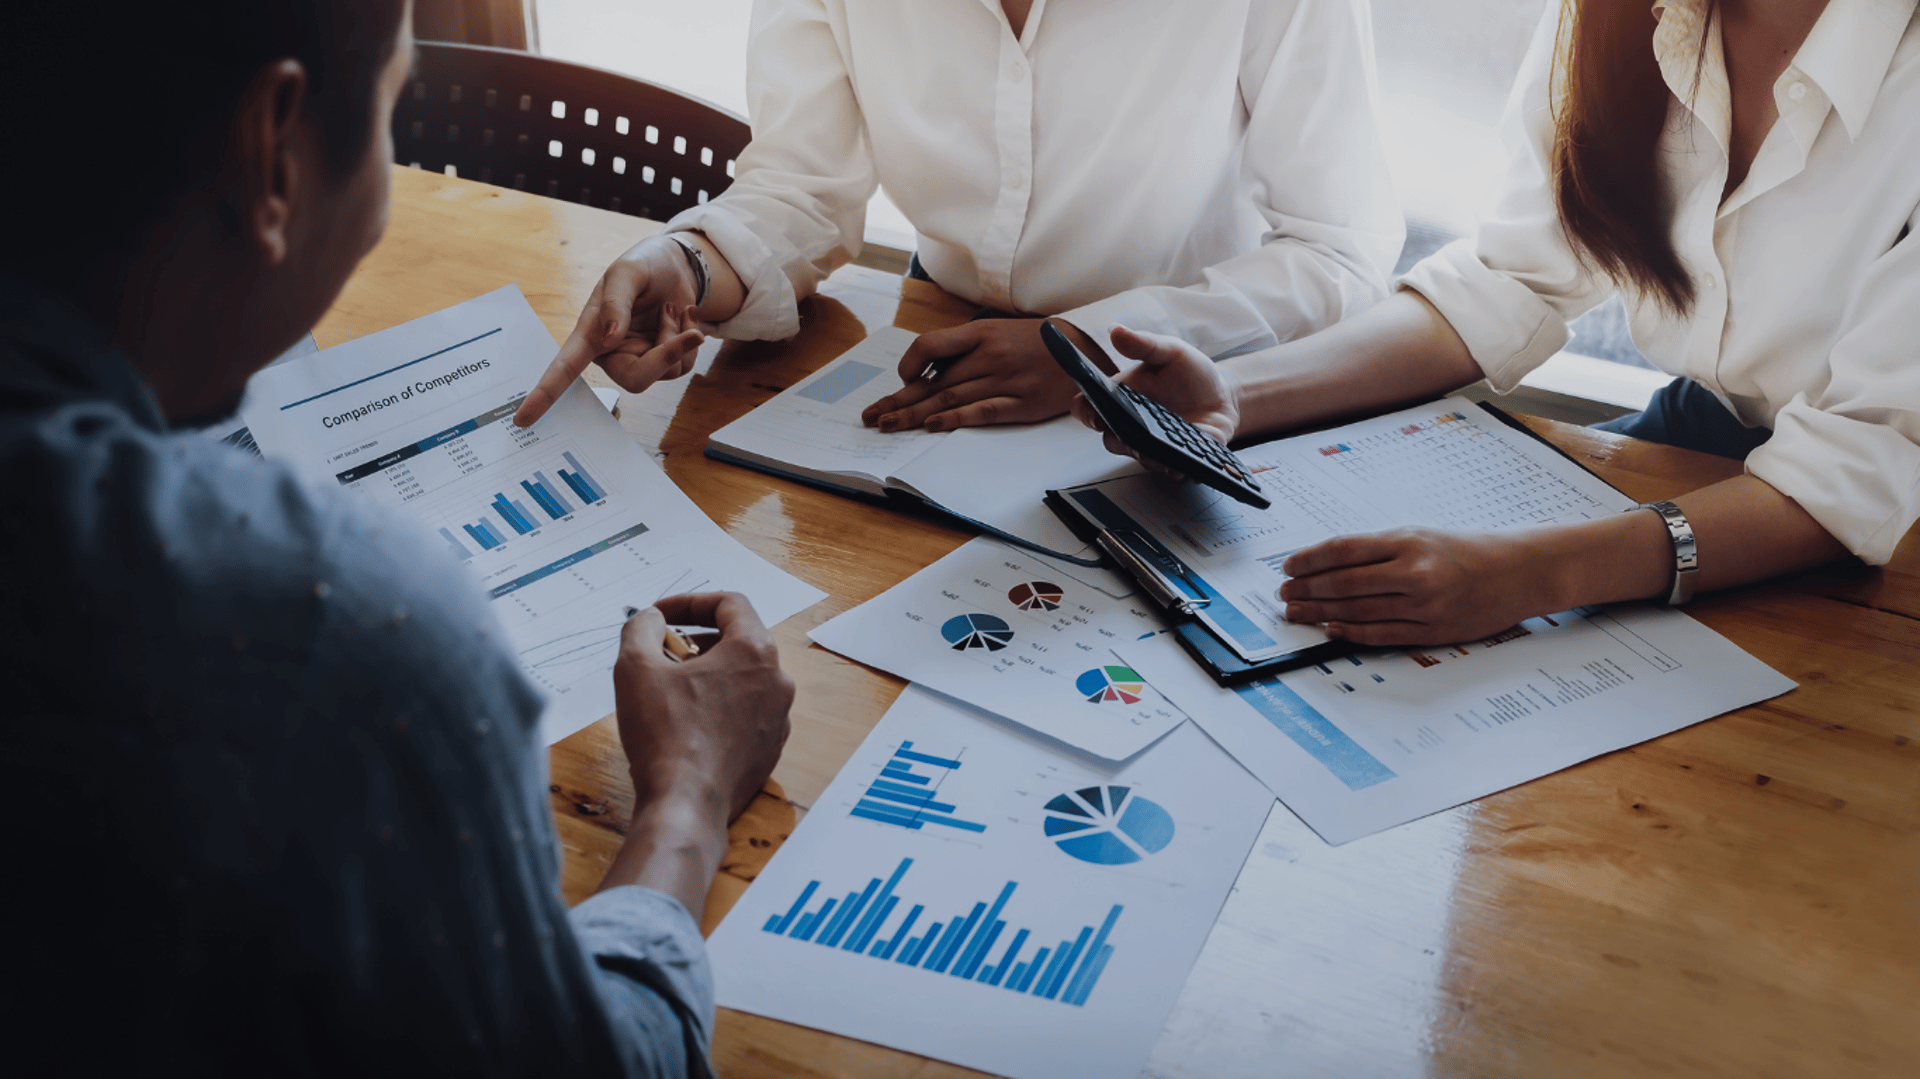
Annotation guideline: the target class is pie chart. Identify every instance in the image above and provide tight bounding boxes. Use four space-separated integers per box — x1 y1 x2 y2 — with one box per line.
1042 785 1175 866
940 612 1015 652
1076 665 1148 705
1007 581 1064 612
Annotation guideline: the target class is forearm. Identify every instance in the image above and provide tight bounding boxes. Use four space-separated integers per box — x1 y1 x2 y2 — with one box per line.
597 789 730 921
1221 291 1484 437
1535 474 1848 609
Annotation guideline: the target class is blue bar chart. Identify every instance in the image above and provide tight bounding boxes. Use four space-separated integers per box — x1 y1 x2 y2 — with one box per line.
439 452 614 557
850 742 989 833
760 857 1121 1007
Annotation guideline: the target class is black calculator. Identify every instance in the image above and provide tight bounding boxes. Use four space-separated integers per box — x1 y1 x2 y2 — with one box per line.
1040 322 1271 509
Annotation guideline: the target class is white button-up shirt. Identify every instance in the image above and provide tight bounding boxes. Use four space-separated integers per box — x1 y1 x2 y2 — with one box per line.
1403 0 1920 563
665 0 1404 360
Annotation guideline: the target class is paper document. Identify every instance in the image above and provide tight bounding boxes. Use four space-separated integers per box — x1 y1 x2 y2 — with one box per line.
708 686 1272 1079
1057 398 1634 663
1121 605 1795 844
707 327 1136 558
810 537 1193 760
239 285 825 743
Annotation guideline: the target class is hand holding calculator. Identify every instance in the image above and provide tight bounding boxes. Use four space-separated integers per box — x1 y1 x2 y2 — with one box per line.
1040 322 1271 509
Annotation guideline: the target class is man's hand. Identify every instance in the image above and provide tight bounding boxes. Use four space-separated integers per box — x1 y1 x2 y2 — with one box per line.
595 593 794 913
513 235 706 427
859 318 1083 432
1278 528 1565 647
1070 325 1239 469
613 592 793 821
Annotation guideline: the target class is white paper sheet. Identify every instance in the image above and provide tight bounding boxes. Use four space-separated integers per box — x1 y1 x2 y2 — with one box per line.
1120 604 1796 844
1066 398 1636 662
708 686 1272 1079
239 285 825 743
810 537 1194 761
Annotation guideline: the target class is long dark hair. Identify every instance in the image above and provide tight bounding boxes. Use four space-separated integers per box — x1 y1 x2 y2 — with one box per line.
1552 0 1708 314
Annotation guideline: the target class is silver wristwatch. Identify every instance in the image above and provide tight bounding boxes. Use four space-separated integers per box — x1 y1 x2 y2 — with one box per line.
1636 500 1697 605
666 232 711 309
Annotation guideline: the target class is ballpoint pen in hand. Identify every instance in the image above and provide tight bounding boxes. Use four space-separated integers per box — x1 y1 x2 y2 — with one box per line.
624 606 702 662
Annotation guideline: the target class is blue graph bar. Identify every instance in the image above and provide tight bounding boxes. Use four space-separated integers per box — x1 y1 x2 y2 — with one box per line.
760 859 1122 1007
874 904 921 959
845 861 911 952
559 470 597 505
563 451 606 500
953 883 1017 979
437 527 471 559
1040 926 1093 1000
521 479 566 520
794 898 836 942
927 903 985 973
1014 949 1049 992
492 494 535 535
765 881 818 935
1062 905 1122 1004
849 741 988 833
461 523 491 549
986 929 1030 986
534 471 576 514
903 925 940 966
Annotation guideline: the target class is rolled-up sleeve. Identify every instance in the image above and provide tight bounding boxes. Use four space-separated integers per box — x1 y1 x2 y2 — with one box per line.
663 0 874 341
1059 0 1403 359
1746 227 1920 564
1396 4 1612 390
572 886 718 1078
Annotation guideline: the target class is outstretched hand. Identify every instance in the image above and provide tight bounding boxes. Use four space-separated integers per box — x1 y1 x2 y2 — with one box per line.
513 235 706 427
860 318 1083 432
1279 528 1564 647
1070 325 1240 466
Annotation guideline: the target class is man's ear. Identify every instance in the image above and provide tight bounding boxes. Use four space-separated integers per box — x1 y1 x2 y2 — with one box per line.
226 58 310 267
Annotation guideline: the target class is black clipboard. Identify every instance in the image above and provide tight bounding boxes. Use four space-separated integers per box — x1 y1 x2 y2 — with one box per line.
1042 488 1357 684
1043 401 1630 686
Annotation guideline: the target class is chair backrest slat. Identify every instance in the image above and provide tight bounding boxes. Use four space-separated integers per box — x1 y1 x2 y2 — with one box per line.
392 42 749 221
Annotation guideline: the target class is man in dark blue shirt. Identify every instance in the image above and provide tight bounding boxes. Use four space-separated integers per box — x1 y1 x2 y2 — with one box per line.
0 4 792 1074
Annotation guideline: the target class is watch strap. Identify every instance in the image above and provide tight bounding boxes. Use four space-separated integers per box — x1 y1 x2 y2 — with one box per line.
666 232 711 309
1637 500 1697 605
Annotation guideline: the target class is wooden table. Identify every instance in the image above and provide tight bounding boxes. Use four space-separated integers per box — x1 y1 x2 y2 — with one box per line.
319 167 1920 1079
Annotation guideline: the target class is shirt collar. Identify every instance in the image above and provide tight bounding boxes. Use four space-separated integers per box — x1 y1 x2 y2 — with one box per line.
0 272 166 433
1789 0 1916 140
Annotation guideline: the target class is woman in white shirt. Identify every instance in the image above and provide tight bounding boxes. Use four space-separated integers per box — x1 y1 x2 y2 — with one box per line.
513 0 1403 430
1075 0 1919 646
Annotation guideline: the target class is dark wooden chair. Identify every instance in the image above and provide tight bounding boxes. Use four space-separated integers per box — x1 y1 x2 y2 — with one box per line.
394 42 750 221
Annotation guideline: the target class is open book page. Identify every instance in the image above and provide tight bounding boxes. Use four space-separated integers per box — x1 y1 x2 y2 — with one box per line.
706 325 938 494
1061 398 1634 663
891 416 1142 559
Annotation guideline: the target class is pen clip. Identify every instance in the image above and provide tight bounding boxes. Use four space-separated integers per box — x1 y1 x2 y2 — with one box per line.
1094 529 1211 617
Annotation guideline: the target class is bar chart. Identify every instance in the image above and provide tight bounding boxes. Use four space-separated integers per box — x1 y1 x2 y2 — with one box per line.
760 857 1122 1008
850 742 988 833
432 450 612 557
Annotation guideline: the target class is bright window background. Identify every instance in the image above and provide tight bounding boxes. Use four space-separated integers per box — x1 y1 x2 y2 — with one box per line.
536 0 1655 379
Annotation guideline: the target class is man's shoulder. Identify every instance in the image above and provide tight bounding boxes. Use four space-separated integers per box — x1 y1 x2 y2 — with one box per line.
0 397 535 725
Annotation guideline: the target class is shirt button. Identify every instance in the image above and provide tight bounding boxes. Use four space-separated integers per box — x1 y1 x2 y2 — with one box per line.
1702 274 1718 290
1007 170 1025 189
1009 62 1027 82
1788 82 1807 101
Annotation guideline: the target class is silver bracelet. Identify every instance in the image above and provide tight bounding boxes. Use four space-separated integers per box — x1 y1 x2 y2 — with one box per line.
666 232 711 309
1636 500 1697 605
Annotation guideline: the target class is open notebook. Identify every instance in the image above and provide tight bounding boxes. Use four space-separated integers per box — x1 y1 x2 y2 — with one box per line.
706 326 1139 565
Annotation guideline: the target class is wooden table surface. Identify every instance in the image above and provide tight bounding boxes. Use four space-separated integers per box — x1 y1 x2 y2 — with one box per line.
318 167 1920 1079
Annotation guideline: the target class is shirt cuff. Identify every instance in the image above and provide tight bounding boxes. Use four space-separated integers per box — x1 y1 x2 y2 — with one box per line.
571 884 717 1077
1397 239 1571 392
1745 394 1920 565
663 204 802 341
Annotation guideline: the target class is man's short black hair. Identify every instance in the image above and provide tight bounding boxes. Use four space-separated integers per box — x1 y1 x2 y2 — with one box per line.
1 2 409 284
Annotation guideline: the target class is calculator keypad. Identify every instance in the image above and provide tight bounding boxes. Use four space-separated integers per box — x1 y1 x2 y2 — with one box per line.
1120 385 1260 488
